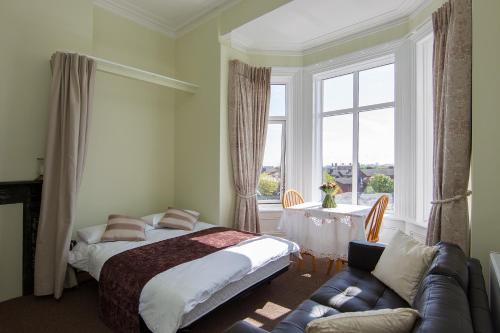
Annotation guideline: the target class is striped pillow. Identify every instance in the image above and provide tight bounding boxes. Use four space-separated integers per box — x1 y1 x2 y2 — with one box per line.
157 207 200 230
100 215 146 242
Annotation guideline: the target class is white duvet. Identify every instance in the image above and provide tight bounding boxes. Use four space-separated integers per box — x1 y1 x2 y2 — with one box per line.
68 222 299 333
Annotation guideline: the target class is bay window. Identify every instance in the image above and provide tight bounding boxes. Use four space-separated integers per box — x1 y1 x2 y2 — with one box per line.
258 24 434 233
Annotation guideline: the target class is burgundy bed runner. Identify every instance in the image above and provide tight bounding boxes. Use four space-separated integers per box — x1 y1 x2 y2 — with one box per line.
98 227 258 332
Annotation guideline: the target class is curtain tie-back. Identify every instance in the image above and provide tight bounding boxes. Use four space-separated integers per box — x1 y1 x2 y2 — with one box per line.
431 190 472 205
237 192 257 199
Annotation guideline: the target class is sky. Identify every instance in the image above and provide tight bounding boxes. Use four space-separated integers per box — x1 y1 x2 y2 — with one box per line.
262 64 395 168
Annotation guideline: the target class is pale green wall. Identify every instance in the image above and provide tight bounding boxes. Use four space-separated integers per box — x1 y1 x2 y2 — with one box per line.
174 18 222 225
76 7 176 229
0 0 92 180
91 7 175 77
470 0 500 274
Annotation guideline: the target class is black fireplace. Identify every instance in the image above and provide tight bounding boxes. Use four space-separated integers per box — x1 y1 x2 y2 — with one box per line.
0 180 42 295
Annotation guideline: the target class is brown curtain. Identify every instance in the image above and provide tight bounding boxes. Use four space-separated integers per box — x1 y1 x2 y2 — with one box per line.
34 52 96 298
228 60 271 233
426 0 472 253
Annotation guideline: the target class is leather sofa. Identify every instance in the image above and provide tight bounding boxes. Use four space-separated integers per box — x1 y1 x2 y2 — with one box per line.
225 241 494 333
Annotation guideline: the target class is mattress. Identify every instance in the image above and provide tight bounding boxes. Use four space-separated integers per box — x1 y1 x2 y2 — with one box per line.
68 223 299 333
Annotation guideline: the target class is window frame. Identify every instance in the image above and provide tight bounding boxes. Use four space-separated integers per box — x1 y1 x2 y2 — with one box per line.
258 81 290 204
415 31 434 225
316 56 396 206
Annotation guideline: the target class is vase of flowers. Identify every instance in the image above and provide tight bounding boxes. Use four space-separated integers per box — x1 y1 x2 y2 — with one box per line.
319 181 339 208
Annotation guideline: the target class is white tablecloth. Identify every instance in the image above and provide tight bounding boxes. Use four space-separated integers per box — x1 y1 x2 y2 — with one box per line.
279 202 371 260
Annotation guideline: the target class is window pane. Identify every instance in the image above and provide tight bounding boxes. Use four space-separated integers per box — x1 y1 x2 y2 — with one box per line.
322 114 353 204
323 74 353 112
258 123 283 201
359 64 394 107
358 108 394 209
269 84 286 117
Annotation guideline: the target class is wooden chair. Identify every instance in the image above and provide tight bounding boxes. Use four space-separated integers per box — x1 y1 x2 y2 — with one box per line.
282 189 304 209
327 195 389 275
365 194 389 243
282 189 316 271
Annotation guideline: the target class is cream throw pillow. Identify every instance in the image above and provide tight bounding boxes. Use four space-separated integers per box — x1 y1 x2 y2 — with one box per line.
100 215 146 242
372 231 437 304
157 207 200 230
306 308 420 333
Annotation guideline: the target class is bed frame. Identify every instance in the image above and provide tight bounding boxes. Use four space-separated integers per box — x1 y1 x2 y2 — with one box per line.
139 265 290 333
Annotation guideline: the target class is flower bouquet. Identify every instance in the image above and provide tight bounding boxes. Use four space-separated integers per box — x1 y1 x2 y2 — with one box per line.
319 181 340 208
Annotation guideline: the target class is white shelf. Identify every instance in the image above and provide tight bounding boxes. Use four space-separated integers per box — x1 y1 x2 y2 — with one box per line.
94 56 198 93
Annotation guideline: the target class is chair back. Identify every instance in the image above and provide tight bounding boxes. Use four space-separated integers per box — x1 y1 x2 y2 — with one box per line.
365 195 389 242
282 189 304 208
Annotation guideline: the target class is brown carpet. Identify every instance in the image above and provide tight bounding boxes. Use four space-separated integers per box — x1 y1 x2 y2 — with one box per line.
0 257 334 333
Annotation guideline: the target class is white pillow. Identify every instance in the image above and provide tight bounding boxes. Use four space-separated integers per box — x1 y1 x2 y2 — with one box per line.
372 231 438 304
141 213 166 227
306 308 420 333
76 224 106 244
76 222 153 244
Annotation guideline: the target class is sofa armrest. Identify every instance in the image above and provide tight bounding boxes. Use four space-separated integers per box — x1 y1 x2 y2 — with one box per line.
224 321 270 333
348 241 385 272
467 258 494 333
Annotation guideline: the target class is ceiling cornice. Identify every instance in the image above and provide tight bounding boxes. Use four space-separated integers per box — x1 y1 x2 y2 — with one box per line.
93 0 176 37
226 0 435 57
226 16 409 58
93 0 240 39
175 0 242 38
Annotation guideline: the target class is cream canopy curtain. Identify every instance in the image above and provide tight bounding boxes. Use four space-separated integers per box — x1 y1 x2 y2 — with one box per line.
228 60 271 233
426 0 472 253
34 52 96 298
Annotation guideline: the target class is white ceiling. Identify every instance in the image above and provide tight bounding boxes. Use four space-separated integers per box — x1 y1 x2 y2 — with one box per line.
229 0 431 54
94 0 238 37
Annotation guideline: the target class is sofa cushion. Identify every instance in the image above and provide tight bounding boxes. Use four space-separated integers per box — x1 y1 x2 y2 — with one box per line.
305 308 420 333
271 300 340 333
427 242 469 291
310 267 409 313
372 231 438 304
412 274 473 333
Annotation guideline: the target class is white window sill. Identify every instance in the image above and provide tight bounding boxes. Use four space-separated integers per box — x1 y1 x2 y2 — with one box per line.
383 213 428 228
258 203 283 212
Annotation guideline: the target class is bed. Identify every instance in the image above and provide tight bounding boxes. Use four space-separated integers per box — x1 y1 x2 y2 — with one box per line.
68 222 299 333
